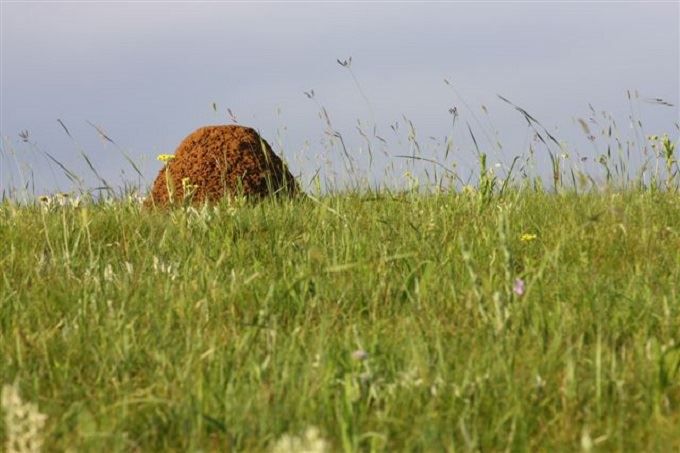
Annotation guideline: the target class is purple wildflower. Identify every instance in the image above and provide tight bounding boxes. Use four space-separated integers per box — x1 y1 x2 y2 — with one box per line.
513 278 525 297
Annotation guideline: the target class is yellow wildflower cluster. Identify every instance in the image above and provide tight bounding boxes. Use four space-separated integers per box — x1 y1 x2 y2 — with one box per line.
156 154 175 163
520 233 537 243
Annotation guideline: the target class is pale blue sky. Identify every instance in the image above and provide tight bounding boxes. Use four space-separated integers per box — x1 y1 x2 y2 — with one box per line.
1 1 678 195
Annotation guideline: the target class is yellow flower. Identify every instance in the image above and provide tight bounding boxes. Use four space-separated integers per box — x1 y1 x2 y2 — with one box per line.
156 154 175 163
520 233 537 242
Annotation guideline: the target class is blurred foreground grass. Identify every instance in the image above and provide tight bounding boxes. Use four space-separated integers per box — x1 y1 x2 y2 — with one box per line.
1 190 679 451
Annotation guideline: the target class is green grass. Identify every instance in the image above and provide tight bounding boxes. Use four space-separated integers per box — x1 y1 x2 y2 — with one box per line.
1 188 680 451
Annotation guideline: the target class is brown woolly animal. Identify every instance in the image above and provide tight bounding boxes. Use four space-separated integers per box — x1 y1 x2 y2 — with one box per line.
146 125 299 206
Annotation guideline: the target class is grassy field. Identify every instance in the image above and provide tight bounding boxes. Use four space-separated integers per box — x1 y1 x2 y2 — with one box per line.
1 187 679 451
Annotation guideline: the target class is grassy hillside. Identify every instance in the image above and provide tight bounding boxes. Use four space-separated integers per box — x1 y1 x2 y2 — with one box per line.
1 189 679 451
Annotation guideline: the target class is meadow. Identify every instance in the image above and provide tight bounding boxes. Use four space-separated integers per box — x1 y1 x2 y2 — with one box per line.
1 88 680 451
1 184 680 451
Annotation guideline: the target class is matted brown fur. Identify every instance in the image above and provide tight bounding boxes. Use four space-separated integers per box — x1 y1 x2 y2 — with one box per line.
147 125 299 206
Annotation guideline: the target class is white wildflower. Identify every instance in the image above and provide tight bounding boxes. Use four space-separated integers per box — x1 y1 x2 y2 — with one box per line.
351 349 368 361
37 196 51 211
270 426 329 453
127 194 145 206
2 383 47 453
55 193 70 207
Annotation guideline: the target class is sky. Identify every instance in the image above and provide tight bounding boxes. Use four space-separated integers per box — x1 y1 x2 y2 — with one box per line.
1 1 678 197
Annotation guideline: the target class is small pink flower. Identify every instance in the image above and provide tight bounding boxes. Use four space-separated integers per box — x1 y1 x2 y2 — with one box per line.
513 278 525 297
